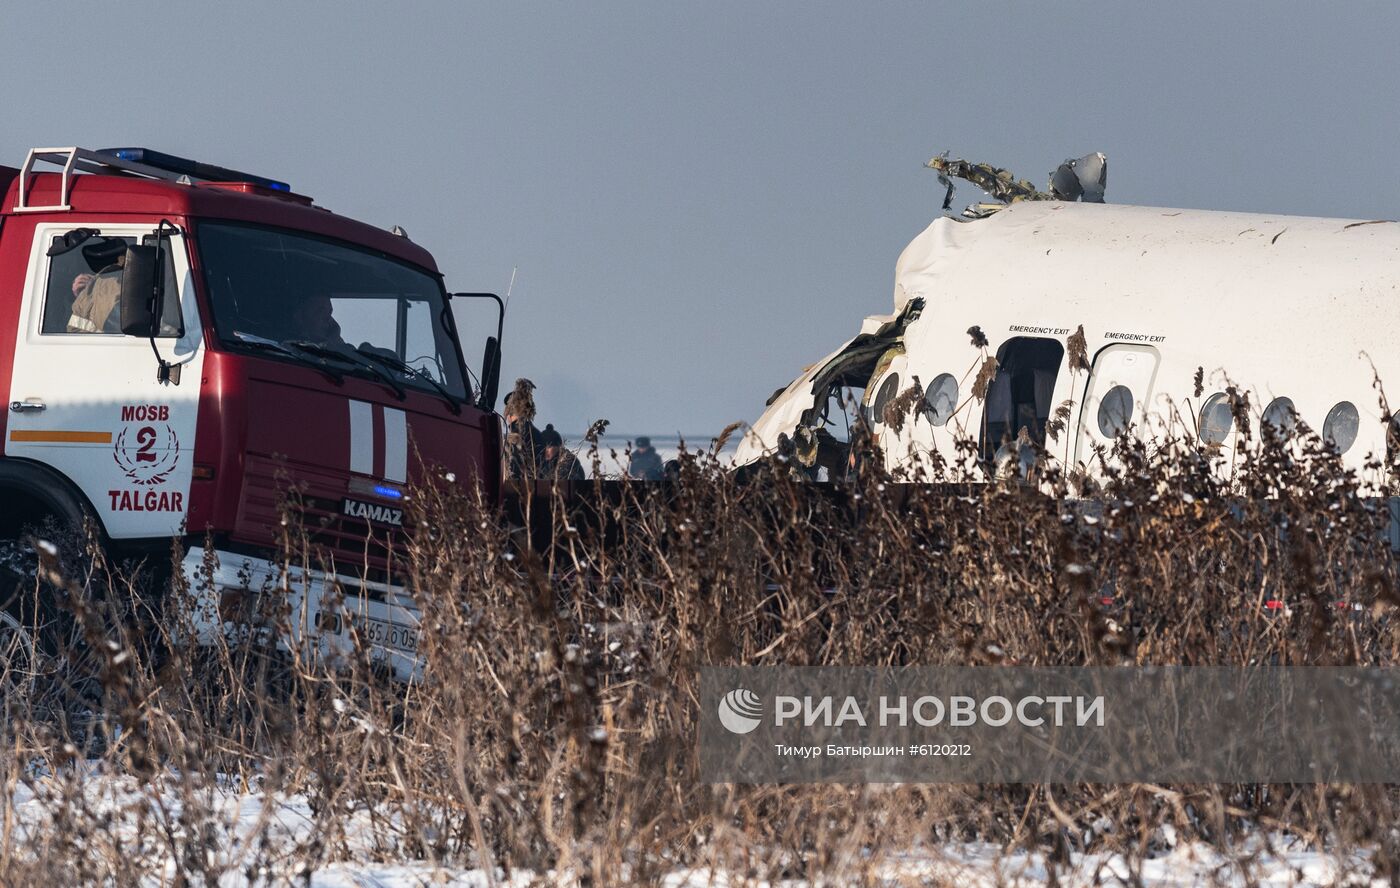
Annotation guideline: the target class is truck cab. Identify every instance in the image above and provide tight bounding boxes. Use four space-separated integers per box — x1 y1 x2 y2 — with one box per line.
0 147 502 678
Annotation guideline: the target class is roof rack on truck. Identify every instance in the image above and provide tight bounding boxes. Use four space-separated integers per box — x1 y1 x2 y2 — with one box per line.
13 146 293 213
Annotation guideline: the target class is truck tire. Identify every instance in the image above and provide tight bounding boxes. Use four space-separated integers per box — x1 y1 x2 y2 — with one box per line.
0 604 39 699
0 461 104 721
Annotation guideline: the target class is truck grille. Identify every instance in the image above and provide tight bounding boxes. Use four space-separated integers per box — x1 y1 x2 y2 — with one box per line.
234 454 406 585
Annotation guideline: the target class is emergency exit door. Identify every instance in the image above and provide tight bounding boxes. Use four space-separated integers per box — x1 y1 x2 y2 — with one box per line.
1074 344 1160 467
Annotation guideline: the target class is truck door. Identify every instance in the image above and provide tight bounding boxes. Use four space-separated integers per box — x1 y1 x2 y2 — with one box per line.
1074 343 1161 469
5 222 204 539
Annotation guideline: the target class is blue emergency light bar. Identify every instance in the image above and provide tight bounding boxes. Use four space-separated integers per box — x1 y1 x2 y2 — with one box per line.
98 147 292 192
347 475 406 501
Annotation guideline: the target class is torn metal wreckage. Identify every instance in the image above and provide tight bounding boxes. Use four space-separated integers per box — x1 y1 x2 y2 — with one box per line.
927 151 1108 219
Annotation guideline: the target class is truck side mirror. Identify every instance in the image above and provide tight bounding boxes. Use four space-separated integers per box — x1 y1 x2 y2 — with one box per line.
451 292 506 412
480 336 501 412
119 245 158 336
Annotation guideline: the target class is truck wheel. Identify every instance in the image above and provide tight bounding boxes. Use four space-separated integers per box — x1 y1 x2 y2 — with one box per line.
0 609 39 698
0 465 96 654
0 536 62 654
0 533 102 737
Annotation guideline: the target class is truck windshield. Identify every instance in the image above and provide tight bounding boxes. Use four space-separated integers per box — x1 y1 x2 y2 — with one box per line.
197 222 468 400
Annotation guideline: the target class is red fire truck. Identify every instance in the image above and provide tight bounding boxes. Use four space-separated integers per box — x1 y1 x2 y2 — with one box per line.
0 147 503 678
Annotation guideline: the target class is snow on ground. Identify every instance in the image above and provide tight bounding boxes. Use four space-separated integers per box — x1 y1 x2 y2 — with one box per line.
5 769 1381 887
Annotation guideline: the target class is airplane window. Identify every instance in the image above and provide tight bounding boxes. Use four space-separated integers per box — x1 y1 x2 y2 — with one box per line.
1261 397 1297 437
1323 401 1359 453
1096 385 1134 438
1199 392 1233 445
923 373 958 427
872 372 900 424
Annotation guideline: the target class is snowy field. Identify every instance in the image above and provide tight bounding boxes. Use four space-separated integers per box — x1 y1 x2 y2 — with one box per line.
6 770 1380 887
7 417 1393 886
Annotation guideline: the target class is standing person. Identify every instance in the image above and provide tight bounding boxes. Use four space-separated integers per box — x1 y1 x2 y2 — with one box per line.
503 378 543 479
539 425 584 481
627 436 664 481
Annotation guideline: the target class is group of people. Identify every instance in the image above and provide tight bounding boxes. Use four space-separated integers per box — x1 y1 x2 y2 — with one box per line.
502 378 665 482
502 379 586 482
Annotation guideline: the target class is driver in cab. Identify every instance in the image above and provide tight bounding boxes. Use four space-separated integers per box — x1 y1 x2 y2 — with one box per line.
67 239 127 333
291 293 347 348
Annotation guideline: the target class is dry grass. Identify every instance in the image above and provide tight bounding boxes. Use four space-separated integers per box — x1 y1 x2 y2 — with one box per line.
0 418 1397 885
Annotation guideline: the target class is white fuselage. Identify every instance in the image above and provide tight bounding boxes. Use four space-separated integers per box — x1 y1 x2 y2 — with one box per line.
738 201 1400 482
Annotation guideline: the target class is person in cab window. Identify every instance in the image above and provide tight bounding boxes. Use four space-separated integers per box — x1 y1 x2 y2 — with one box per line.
293 293 346 347
66 240 127 333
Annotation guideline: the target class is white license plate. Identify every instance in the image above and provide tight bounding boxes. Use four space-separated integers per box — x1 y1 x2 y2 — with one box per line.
349 614 420 653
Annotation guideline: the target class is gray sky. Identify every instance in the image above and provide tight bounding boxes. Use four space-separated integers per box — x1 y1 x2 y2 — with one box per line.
4 2 1397 437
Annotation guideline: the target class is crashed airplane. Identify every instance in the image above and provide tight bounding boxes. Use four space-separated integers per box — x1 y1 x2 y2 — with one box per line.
735 152 1400 481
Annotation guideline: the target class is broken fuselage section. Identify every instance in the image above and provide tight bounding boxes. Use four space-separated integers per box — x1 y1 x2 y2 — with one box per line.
735 153 1107 478
733 298 924 478
736 151 1400 484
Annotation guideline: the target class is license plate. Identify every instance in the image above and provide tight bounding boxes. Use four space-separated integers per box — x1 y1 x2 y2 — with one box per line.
349 614 419 653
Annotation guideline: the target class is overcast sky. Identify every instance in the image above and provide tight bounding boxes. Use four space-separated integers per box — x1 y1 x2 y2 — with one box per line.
3 2 1397 437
